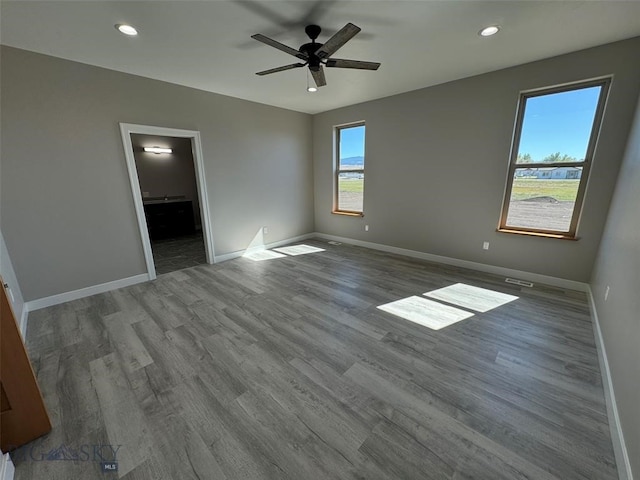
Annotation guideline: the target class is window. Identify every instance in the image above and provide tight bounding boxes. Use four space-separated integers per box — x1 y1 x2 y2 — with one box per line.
499 78 610 238
334 123 365 215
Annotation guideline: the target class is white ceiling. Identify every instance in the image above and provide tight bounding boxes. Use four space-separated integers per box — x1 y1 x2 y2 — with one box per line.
2 1 640 114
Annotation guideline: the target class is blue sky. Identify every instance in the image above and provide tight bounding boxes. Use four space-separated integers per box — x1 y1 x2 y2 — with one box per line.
338 87 601 162
340 125 365 159
518 86 601 161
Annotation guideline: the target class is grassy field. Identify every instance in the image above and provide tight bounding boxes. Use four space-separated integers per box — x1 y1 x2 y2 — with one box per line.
338 178 364 193
510 179 580 201
339 178 579 202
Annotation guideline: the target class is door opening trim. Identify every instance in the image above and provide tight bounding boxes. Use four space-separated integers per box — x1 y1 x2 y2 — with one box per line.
119 123 215 280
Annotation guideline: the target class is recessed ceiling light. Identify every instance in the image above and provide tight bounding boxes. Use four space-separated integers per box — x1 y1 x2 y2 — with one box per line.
307 86 318 93
479 25 500 37
116 24 138 36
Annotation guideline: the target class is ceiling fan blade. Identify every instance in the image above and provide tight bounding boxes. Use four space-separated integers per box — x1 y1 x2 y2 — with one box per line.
311 66 327 87
315 23 361 59
256 63 307 76
251 34 308 60
325 58 381 70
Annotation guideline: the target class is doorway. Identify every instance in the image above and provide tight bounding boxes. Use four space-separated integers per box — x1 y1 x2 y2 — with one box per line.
120 124 215 279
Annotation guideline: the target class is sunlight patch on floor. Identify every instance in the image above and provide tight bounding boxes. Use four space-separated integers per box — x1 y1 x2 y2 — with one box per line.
377 296 474 330
272 245 325 256
243 244 325 262
424 283 518 312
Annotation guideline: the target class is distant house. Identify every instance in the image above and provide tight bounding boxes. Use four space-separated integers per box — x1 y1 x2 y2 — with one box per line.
340 172 365 179
515 166 582 179
340 155 365 179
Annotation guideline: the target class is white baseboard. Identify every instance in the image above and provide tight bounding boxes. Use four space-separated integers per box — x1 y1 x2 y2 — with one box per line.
214 233 316 263
19 307 29 338
18 231 588 333
587 286 633 480
1 454 15 480
20 232 315 324
24 273 150 313
313 232 588 292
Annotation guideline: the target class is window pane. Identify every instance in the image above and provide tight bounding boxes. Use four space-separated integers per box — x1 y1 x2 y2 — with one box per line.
506 167 583 232
339 125 365 171
516 86 601 164
338 173 364 212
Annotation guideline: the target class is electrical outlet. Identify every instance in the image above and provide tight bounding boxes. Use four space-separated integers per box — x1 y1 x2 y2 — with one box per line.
483 241 490 250
605 285 610 301
263 226 268 235
365 225 369 232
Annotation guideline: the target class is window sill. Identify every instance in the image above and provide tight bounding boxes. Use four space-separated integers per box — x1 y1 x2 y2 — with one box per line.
497 228 579 240
332 211 364 217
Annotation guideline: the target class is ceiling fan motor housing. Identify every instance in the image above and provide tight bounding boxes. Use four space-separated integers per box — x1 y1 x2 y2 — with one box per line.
299 42 323 70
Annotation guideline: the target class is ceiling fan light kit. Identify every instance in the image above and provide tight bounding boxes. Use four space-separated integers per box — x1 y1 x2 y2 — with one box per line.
252 23 380 90
306 70 318 93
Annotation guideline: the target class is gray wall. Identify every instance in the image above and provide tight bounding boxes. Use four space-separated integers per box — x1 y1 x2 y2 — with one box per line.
590 92 640 479
0 46 313 301
313 37 640 282
131 134 202 228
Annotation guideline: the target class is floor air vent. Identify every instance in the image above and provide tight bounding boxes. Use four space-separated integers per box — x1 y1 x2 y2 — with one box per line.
505 278 534 288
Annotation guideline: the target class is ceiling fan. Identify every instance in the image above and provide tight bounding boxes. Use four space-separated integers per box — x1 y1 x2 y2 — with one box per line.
251 23 380 89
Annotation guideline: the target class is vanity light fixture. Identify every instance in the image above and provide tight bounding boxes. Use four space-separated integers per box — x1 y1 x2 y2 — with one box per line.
144 147 172 154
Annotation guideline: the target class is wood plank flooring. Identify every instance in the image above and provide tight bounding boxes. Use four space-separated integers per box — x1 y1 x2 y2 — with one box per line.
14 240 617 479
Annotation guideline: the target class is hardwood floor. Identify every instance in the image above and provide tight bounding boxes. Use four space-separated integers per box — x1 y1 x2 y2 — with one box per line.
151 231 207 275
14 240 617 479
